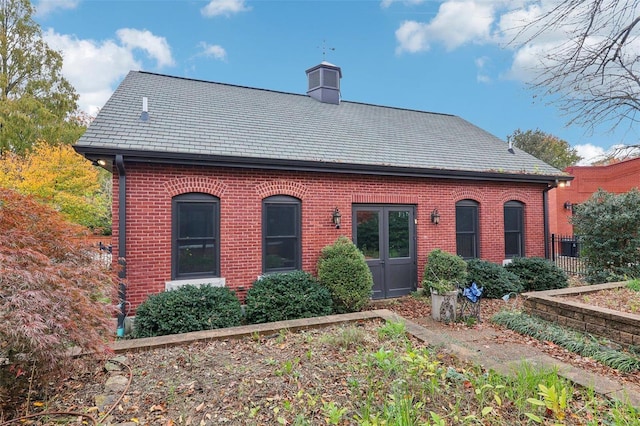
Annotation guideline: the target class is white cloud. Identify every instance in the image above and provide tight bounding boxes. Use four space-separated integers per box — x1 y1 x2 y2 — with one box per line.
116 28 175 68
199 42 227 61
44 29 139 114
574 144 606 165
475 56 491 83
201 0 251 17
395 21 430 53
34 0 79 17
395 1 495 54
504 41 555 81
392 1 587 73
43 28 174 114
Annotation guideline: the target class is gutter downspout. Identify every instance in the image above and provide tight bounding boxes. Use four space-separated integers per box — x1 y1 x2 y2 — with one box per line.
543 180 558 260
115 154 127 337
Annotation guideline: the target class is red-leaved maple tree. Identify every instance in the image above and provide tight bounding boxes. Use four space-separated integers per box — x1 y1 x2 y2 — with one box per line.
0 188 117 402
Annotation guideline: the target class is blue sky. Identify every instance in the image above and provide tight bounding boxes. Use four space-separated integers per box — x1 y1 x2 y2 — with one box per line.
34 0 640 164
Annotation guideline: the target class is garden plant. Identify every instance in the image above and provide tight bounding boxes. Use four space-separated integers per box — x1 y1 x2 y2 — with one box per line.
317 236 373 313
134 284 243 337
572 189 640 283
0 189 117 403
244 270 333 324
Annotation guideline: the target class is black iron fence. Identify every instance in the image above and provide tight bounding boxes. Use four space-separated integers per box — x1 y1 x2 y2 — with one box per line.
550 234 586 276
95 241 113 268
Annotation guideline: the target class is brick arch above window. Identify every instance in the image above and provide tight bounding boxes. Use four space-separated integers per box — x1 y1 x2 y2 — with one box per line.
255 180 308 199
450 189 486 203
499 190 532 205
163 177 227 198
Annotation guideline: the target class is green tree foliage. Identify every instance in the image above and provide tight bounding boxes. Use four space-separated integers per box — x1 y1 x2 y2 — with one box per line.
0 188 117 402
244 271 333 324
0 0 82 154
572 189 640 283
317 236 373 313
0 141 111 233
507 129 581 170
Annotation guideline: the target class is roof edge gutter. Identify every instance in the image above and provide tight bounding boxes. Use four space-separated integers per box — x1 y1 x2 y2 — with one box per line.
75 147 572 185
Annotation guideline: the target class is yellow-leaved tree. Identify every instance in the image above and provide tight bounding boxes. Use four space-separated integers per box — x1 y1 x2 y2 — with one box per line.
0 141 111 233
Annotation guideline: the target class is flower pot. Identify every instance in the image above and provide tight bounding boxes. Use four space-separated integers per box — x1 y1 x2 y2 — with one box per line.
431 289 458 322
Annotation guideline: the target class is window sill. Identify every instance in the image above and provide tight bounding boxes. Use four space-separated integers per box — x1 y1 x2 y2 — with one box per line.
165 277 226 291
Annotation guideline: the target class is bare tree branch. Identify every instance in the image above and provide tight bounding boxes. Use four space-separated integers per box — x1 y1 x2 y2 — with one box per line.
517 0 640 140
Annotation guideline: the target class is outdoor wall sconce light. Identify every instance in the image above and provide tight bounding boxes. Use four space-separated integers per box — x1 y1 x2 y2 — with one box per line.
564 201 573 211
92 159 107 167
332 207 342 229
430 208 440 225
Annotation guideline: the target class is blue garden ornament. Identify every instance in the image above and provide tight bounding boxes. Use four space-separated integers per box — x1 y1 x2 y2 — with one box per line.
463 281 483 303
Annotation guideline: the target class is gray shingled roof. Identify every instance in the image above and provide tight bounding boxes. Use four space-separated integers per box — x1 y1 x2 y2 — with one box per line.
76 70 565 180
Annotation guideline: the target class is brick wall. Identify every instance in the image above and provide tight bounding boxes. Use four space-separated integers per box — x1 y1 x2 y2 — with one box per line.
550 157 640 235
112 163 549 311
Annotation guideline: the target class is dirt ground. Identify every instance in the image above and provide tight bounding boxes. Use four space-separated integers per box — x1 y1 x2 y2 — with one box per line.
559 287 640 315
2 290 639 425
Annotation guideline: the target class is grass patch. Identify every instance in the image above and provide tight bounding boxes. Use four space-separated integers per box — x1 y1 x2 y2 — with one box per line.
492 310 640 373
627 279 640 292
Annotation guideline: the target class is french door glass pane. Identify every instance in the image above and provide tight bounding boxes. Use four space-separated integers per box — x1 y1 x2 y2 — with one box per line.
356 210 380 259
388 211 410 258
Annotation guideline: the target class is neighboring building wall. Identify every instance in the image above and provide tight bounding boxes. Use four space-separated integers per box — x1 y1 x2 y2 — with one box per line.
550 158 640 235
112 163 548 310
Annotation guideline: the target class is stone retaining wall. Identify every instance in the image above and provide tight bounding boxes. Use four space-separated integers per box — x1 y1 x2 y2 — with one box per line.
523 282 640 347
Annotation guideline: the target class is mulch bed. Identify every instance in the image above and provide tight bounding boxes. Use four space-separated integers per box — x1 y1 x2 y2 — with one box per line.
2 293 639 424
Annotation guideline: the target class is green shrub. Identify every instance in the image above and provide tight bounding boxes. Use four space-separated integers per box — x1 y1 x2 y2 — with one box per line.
571 189 640 283
317 236 373 313
505 257 568 292
422 249 467 293
466 259 524 299
244 271 333 324
134 285 242 338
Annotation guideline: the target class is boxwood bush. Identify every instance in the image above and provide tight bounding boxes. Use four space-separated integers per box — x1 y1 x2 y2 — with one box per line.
317 236 373 313
134 285 242 338
505 257 568 292
466 259 524 299
244 271 333 324
422 249 467 293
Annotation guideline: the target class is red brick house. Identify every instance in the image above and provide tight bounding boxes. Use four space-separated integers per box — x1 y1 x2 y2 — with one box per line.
549 157 640 236
74 62 569 311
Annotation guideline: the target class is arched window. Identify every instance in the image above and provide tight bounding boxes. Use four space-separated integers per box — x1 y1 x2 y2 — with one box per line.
504 201 525 258
263 195 301 273
172 193 220 279
456 199 479 259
